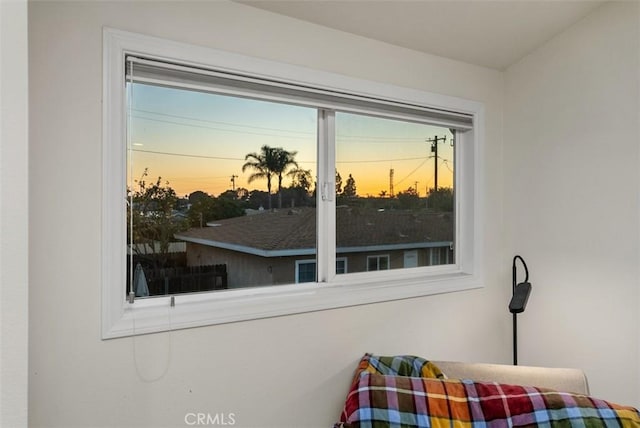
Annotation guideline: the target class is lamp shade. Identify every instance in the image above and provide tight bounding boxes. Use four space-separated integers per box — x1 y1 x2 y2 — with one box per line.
509 282 531 314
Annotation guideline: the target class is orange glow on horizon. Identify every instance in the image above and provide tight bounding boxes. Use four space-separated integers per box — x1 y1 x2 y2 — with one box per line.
128 82 454 200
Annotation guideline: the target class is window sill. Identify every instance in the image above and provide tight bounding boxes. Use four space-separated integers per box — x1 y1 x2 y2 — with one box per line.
103 270 482 339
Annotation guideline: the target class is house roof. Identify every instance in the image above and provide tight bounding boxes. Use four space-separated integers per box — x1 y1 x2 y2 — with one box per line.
176 206 453 257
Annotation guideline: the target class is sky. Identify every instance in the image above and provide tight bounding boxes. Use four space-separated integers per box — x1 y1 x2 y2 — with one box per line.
128 83 454 199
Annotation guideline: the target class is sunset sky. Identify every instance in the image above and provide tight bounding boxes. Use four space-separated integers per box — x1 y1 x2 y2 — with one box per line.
128 83 454 199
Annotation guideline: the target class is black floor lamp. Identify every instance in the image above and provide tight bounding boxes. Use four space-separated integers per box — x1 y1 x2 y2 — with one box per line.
509 255 532 365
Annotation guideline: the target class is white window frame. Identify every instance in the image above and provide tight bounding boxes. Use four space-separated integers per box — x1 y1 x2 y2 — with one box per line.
102 28 485 339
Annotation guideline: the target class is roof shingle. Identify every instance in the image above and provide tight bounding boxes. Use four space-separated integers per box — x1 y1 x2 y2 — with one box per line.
176 206 453 253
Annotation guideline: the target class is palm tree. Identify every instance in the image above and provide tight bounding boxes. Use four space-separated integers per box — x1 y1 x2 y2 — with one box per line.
273 148 298 208
287 167 313 192
242 145 299 209
242 145 278 210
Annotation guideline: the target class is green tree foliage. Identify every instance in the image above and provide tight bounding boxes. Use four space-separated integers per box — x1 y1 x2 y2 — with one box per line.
287 167 313 193
187 190 245 227
188 190 208 204
427 187 454 212
343 174 357 197
128 169 188 268
284 167 314 208
234 187 250 201
245 190 270 210
396 186 420 210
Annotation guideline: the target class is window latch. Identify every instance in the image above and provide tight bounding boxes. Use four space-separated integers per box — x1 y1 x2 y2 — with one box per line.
321 182 334 202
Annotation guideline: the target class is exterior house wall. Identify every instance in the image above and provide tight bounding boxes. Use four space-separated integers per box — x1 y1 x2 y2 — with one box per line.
338 247 450 272
185 243 294 287
185 243 453 287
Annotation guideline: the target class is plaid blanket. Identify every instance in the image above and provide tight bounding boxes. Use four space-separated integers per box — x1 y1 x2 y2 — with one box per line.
336 354 640 427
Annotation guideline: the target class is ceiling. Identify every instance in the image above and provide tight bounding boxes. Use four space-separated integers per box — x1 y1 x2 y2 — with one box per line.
236 0 605 70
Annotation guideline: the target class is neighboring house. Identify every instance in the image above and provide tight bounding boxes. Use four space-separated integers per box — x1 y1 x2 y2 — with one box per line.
175 206 454 287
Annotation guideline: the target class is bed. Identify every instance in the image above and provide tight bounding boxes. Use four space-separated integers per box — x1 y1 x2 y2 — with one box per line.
335 354 640 427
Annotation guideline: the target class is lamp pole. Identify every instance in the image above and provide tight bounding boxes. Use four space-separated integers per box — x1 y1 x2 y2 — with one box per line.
510 255 531 366
512 258 519 365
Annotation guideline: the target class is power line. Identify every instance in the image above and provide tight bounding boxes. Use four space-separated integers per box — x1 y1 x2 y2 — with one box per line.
442 159 454 173
133 108 437 144
133 108 313 136
132 148 244 161
337 134 429 143
131 115 312 141
394 157 451 190
337 156 426 164
133 147 429 165
394 158 429 187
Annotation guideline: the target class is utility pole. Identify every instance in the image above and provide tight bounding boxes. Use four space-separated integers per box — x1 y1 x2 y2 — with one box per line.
414 181 419 196
230 174 238 191
426 135 447 192
389 168 394 197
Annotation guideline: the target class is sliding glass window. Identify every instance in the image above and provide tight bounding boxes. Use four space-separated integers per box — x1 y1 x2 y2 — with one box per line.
124 56 469 300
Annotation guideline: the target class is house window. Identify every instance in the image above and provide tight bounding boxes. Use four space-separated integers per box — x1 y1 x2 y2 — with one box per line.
103 29 484 338
429 246 453 266
296 258 347 283
367 255 390 271
296 260 316 284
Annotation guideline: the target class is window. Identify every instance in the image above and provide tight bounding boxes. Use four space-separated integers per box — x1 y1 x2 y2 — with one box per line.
367 255 390 271
103 29 485 338
296 260 316 284
296 258 347 283
127 85 317 293
429 246 453 266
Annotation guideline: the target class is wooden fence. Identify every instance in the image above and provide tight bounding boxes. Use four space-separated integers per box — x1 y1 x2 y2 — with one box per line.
138 264 228 295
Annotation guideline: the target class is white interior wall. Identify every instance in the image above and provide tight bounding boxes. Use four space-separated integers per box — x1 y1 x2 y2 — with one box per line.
504 1 640 406
28 1 505 427
0 0 29 426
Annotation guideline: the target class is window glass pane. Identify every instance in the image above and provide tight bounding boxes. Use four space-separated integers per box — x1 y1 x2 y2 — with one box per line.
297 261 316 283
127 82 317 297
335 112 455 274
379 255 389 270
367 257 377 271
